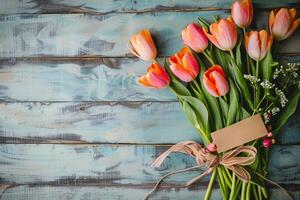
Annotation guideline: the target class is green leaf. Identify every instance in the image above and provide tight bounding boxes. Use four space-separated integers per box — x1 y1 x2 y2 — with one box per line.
182 100 201 130
181 96 210 133
218 97 229 125
235 36 242 69
227 78 240 125
212 48 232 76
230 58 254 110
261 51 273 81
198 17 209 30
273 91 300 134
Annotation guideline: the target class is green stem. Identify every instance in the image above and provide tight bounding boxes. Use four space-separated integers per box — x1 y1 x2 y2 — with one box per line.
203 50 215 65
241 182 247 200
228 173 236 200
217 167 228 199
258 186 262 200
253 185 259 200
229 50 235 59
204 169 217 200
221 167 232 189
232 180 242 200
246 183 252 200
254 60 260 107
252 94 266 115
261 186 268 199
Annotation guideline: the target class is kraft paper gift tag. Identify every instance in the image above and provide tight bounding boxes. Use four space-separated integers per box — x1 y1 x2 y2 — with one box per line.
211 114 268 153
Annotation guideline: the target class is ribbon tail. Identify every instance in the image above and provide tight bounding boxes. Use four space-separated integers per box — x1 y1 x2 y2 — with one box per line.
186 168 213 186
143 166 202 200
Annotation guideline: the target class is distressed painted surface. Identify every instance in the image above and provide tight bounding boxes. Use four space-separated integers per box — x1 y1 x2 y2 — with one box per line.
0 56 299 101
0 0 299 14
0 144 299 185
0 103 299 144
0 58 173 101
0 11 299 58
0 102 198 144
0 186 299 200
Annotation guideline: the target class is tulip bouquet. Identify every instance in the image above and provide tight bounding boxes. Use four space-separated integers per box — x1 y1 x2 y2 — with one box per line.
127 1 300 200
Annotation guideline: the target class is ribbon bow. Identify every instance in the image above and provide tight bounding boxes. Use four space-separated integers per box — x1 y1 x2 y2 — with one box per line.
144 141 257 200
144 141 294 200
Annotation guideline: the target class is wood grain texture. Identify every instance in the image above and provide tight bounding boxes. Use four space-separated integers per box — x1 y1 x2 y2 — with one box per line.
0 58 173 101
0 0 299 14
0 11 299 58
0 56 299 102
0 186 299 200
0 102 299 144
0 144 299 185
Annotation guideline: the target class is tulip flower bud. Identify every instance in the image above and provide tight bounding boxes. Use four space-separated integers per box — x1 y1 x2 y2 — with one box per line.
262 138 273 148
203 17 238 51
138 63 170 89
128 29 157 61
182 23 208 53
245 30 273 61
206 143 217 153
232 0 253 28
203 65 229 97
169 47 200 82
269 8 300 41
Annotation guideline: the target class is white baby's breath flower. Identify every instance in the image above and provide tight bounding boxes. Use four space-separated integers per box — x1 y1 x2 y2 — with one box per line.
260 80 275 89
275 88 288 107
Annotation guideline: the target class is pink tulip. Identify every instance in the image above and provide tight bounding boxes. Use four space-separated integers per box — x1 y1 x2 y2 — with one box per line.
232 0 253 28
138 63 170 89
203 17 238 51
128 29 157 61
269 8 300 41
182 23 208 53
245 30 273 61
169 47 200 82
203 65 229 97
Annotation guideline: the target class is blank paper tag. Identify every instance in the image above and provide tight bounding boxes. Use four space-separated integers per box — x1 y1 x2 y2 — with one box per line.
211 114 268 153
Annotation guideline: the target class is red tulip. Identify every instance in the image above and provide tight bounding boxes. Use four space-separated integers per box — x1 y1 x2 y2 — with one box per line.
245 30 273 61
128 29 157 61
269 8 300 41
203 17 238 51
232 0 253 28
138 63 170 89
182 23 208 53
169 47 200 82
203 65 229 97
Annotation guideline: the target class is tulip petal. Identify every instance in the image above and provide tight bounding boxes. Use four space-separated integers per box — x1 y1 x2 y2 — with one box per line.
269 10 275 30
182 52 199 78
246 31 260 61
289 8 297 20
138 75 152 88
283 18 300 40
203 78 219 97
272 8 292 40
170 64 194 82
211 71 229 96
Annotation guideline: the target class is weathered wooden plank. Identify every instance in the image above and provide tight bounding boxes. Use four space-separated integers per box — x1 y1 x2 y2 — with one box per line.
0 58 173 101
0 102 198 144
0 102 299 144
0 144 299 185
0 56 299 102
0 11 299 58
0 0 299 14
0 185 299 200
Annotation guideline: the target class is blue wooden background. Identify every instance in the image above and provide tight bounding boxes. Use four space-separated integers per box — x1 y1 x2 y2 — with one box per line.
0 0 299 199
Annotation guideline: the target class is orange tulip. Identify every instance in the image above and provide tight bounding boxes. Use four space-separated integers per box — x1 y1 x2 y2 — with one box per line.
138 63 170 89
232 0 253 28
269 8 300 41
203 17 238 51
245 30 273 61
169 47 200 82
203 65 229 97
128 29 157 61
182 23 208 53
